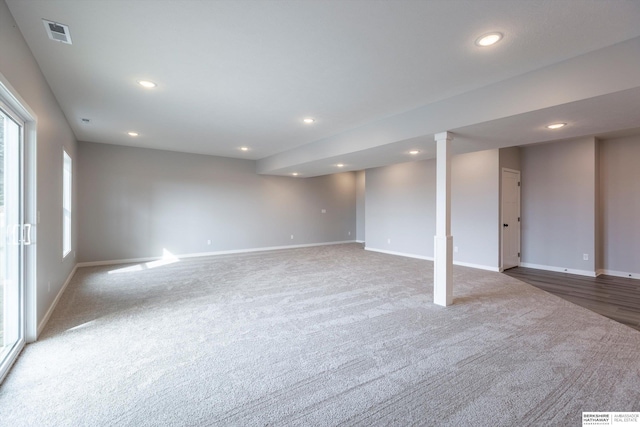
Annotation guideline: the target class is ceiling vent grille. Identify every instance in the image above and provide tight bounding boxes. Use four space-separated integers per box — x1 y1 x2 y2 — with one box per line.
43 19 72 44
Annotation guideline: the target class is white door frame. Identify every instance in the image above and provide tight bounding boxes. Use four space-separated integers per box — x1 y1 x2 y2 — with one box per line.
501 168 521 271
0 74 37 384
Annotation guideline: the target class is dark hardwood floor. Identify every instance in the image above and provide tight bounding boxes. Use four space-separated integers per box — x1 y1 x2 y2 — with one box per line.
503 267 640 332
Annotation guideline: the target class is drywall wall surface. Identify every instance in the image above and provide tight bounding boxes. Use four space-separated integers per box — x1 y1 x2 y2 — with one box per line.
0 1 78 329
356 170 365 242
77 142 356 262
365 149 500 269
452 150 500 269
521 138 597 272
499 147 521 171
365 160 436 257
600 135 640 276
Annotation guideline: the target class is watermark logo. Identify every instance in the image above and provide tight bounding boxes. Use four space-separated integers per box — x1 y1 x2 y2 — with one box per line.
583 412 640 426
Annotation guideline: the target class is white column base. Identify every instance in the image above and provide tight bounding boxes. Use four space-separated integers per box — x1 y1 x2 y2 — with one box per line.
434 235 453 306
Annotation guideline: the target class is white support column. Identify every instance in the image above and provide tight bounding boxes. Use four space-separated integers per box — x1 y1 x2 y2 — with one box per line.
434 131 453 306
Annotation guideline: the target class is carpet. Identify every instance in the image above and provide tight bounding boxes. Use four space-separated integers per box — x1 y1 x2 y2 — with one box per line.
1 243 639 426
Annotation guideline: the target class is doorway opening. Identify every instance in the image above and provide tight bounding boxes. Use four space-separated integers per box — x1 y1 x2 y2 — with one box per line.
501 168 521 270
0 77 36 383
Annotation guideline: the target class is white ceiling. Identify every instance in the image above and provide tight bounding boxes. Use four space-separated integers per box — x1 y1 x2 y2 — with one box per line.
7 0 640 177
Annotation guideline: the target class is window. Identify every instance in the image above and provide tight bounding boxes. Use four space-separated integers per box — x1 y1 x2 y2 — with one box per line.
62 150 71 257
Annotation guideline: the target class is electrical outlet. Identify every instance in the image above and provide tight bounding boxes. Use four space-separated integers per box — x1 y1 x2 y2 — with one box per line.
348 231 351 236
291 235 294 240
454 246 459 253
387 238 391 244
207 240 211 245
321 209 326 213
583 253 589 261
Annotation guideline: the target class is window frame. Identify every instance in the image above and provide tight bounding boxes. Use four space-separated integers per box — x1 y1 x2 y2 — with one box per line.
62 149 71 258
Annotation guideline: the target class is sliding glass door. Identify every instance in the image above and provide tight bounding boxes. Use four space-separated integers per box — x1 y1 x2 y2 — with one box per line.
0 103 25 381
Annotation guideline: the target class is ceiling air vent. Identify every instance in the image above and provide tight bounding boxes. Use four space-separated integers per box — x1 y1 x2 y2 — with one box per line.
42 19 72 44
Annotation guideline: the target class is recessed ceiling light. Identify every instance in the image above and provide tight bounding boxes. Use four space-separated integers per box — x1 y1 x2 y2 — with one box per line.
303 118 315 124
128 131 139 137
240 147 249 151
336 164 344 168
475 32 503 47
546 123 567 130
292 172 299 176
138 80 157 88
409 150 420 155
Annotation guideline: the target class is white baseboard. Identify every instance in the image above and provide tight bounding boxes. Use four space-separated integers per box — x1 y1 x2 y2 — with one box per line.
454 261 501 272
355 240 365 244
78 256 159 268
37 264 78 337
599 269 639 280
77 240 358 268
365 247 433 261
364 247 500 272
519 262 597 277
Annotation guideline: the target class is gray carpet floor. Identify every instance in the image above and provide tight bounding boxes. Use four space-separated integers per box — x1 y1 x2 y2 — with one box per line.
1 243 639 426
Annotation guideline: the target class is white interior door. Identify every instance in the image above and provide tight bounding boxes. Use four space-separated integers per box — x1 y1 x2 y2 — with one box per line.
501 168 521 270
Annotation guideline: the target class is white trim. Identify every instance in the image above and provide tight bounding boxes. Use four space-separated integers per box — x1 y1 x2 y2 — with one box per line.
502 167 521 174
520 262 597 277
24 122 37 342
599 269 639 280
454 261 500 272
355 240 365 244
0 73 38 121
77 241 357 268
500 167 521 271
37 265 78 337
365 247 433 261
78 256 162 268
0 73 38 343
364 247 500 272
0 337 24 384
62 149 72 259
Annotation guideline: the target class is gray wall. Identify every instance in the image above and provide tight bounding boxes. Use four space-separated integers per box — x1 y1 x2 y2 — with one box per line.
365 150 500 270
77 142 356 262
0 1 78 329
520 138 597 273
499 147 521 171
452 150 500 268
365 160 436 257
355 170 365 242
363 134 639 277
600 135 640 276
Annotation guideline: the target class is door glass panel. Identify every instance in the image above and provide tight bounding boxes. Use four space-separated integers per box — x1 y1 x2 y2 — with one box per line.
0 108 23 369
